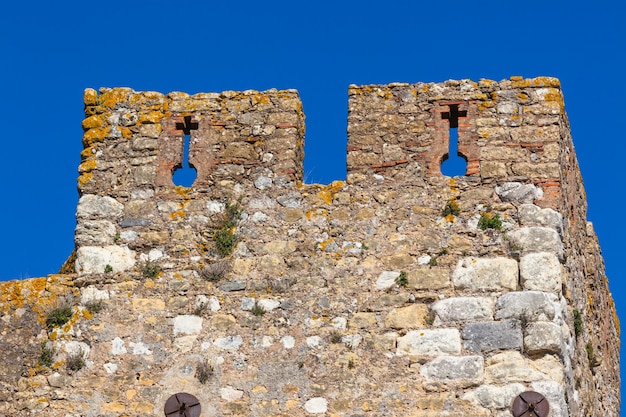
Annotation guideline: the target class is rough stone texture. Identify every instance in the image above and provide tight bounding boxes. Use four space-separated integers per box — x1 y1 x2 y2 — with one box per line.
519 252 562 293
462 320 523 352
419 355 484 389
452 257 518 291
495 291 557 322
0 78 618 417
432 297 494 324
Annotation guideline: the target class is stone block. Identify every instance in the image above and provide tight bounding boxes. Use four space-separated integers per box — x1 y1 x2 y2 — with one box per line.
376 270 401 290
349 312 377 329
173 315 203 336
484 351 546 384
452 257 518 291
462 383 526 409
396 329 461 357
524 322 563 355
507 226 563 259
419 355 484 389
432 297 494 324
384 304 430 329
76 194 124 218
74 220 116 245
495 291 556 322
462 320 522 352
495 182 543 203
407 269 450 290
519 252 562 293
518 204 563 234
75 245 136 274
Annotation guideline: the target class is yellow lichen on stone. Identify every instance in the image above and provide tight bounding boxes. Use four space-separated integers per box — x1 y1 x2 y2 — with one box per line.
78 172 93 188
82 114 106 130
316 180 345 204
252 93 271 105
121 127 133 138
83 127 110 146
84 88 98 106
139 111 164 124
99 88 132 108
78 159 97 173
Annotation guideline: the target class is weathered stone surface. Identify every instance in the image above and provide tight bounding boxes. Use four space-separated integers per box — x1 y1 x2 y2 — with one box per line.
531 380 568 417
462 383 526 409
173 315 203 336
462 320 522 352
519 252 562 293
432 297 494 324
74 219 117 245
518 203 563 234
1 80 618 417
75 245 136 273
524 322 563 355
507 227 563 259
495 182 543 203
397 329 461 357
385 304 430 329
495 291 556 322
376 270 401 290
419 355 484 388
76 194 124 218
452 257 518 290
484 351 547 384
408 268 450 290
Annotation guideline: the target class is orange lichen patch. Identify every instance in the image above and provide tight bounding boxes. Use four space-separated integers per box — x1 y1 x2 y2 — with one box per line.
318 238 335 252
316 181 345 204
83 127 110 146
174 186 192 200
478 101 494 111
78 159 97 173
78 172 93 188
120 127 132 138
139 111 164 124
84 88 99 106
252 93 271 105
510 77 561 88
170 210 186 220
129 91 166 109
516 92 529 102
509 75 524 81
82 114 107 130
306 208 329 220
99 88 132 108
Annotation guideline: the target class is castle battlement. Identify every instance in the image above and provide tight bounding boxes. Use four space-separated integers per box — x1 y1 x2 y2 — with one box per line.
0 77 619 417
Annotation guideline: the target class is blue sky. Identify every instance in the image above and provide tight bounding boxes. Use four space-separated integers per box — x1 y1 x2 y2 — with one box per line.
1 0 624 404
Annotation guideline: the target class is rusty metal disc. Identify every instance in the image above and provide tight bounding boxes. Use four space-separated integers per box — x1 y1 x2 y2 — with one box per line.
512 391 549 417
164 392 201 417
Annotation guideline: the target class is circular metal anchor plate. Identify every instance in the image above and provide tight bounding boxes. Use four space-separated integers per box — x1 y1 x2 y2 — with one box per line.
164 392 201 417
512 391 549 417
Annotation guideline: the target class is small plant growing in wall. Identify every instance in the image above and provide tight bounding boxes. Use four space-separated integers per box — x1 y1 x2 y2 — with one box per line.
200 260 230 282
330 331 343 344
196 359 214 385
213 198 242 257
251 303 266 317
573 309 583 338
478 213 503 230
38 341 55 368
46 305 73 329
66 348 85 373
441 199 461 217
142 262 160 279
104 264 113 273
395 271 408 288
85 300 105 314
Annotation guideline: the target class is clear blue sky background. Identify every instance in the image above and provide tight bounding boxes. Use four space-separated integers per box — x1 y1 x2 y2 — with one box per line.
1 0 624 405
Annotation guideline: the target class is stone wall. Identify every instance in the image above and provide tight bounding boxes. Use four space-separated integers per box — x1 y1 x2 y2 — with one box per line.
0 77 619 416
